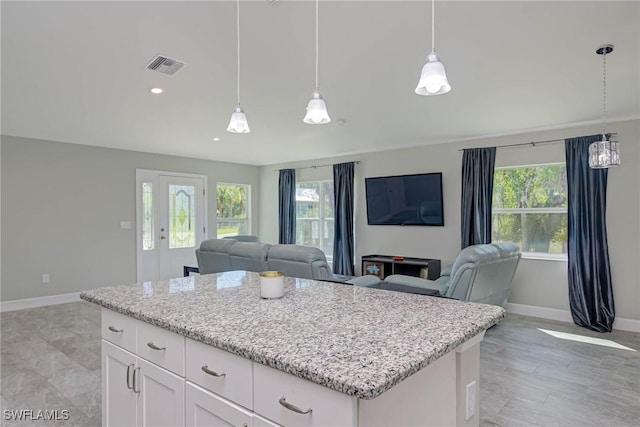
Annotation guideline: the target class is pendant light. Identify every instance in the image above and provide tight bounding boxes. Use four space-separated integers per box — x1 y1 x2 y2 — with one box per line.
227 0 250 133
588 44 620 168
303 0 331 124
415 0 451 96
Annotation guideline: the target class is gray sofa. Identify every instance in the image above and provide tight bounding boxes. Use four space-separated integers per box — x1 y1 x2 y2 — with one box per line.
195 239 334 281
383 242 521 307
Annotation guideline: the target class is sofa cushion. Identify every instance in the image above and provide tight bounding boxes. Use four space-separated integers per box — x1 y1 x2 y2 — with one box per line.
384 275 448 294
267 244 333 280
229 242 271 272
195 239 236 274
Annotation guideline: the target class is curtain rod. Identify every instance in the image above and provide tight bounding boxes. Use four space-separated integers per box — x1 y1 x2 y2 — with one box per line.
275 160 360 172
457 133 618 152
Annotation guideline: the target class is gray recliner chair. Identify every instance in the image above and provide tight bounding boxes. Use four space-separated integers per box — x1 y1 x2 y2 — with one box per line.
195 239 236 274
266 244 333 281
383 242 521 307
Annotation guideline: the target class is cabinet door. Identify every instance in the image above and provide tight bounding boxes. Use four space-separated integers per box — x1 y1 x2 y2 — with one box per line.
137 357 185 427
186 382 252 427
102 340 137 427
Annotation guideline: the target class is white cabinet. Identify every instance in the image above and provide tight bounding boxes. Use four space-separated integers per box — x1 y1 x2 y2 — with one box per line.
185 382 252 427
102 341 137 427
253 362 356 427
102 313 185 427
137 358 185 427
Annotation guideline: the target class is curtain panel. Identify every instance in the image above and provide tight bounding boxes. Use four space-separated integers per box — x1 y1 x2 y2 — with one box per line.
461 147 496 249
565 135 615 332
332 162 355 276
278 169 296 244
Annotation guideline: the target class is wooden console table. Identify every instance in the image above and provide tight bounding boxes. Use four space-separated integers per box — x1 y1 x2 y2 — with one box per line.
361 255 441 280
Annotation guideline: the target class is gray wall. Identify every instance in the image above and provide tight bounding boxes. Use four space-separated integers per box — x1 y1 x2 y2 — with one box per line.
1 135 260 301
259 119 640 321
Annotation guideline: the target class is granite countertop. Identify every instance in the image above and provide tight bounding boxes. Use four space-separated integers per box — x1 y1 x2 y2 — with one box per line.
81 271 505 400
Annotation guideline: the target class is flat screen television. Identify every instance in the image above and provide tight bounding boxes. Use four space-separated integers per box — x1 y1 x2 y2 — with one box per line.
365 172 444 226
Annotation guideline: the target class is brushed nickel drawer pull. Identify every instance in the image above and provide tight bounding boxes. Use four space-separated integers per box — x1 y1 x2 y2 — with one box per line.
278 396 312 415
108 326 123 333
201 365 226 377
126 364 134 389
147 342 166 351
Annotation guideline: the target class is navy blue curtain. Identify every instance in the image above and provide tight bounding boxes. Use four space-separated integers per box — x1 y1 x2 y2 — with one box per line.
461 147 496 249
278 169 296 244
332 162 355 276
565 135 615 332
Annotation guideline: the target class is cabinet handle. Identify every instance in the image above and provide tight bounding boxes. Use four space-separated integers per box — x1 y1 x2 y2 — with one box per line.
133 367 141 394
278 396 312 415
147 342 166 351
108 326 123 333
201 365 226 377
126 364 134 390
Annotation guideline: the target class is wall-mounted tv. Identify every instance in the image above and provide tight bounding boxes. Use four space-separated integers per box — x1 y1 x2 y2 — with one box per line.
365 172 444 226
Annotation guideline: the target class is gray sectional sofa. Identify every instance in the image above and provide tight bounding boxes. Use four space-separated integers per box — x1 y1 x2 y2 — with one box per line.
195 239 334 281
383 242 521 307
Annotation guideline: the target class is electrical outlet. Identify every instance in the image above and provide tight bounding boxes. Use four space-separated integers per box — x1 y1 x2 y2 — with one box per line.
466 381 476 420
42 273 50 284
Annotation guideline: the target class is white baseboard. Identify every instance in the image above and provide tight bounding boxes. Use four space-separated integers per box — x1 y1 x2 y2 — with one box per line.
0 292 81 312
506 302 640 333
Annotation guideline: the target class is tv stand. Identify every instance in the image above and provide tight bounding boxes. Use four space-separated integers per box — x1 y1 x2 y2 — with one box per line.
361 255 441 280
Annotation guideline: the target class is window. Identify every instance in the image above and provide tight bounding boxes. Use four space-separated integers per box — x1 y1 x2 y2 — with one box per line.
492 164 567 259
216 183 251 238
296 181 334 262
142 182 154 250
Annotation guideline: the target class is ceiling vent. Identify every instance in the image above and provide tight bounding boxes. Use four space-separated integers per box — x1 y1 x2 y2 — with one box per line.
146 55 187 76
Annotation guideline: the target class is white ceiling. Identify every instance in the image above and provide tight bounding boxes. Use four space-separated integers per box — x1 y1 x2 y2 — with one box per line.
2 1 639 166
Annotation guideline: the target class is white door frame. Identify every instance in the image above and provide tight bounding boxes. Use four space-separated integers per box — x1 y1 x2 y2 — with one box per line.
135 169 208 282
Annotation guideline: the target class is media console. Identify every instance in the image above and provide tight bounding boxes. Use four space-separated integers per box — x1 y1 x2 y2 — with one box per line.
361 255 441 280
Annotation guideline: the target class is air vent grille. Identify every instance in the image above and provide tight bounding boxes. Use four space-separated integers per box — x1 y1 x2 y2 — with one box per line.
146 55 187 76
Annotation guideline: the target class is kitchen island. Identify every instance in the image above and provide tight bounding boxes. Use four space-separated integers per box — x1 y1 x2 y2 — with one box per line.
81 270 505 426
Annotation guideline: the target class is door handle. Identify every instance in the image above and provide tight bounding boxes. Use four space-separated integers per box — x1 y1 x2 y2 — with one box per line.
160 236 166 240
133 367 141 394
126 364 134 389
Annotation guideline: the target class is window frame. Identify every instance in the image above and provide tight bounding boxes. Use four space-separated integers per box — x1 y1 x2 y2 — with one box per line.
295 179 335 263
215 182 251 238
492 163 568 261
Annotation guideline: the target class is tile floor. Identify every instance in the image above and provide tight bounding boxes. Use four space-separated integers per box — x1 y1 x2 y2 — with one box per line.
1 301 639 426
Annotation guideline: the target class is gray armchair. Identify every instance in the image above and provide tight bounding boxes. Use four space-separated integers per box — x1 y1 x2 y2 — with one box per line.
266 244 333 281
384 242 521 307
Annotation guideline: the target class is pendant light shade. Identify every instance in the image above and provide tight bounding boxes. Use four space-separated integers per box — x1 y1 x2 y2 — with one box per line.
588 44 620 169
589 137 620 169
304 0 331 124
227 106 250 133
304 91 331 124
415 52 451 95
227 0 250 134
415 0 451 96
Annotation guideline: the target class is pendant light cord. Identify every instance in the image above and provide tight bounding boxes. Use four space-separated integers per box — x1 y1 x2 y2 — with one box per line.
602 50 607 137
315 0 319 91
431 0 435 52
236 0 241 106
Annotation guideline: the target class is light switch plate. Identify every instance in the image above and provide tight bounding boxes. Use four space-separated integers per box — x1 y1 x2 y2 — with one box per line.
120 221 131 229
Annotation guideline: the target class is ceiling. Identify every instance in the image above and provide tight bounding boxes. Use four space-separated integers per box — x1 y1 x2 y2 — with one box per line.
2 1 639 166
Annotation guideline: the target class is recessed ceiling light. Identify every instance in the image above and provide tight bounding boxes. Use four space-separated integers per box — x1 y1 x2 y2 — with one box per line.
213 137 221 142
150 87 164 94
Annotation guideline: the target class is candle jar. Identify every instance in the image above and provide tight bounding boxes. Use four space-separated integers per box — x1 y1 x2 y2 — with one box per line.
259 271 285 299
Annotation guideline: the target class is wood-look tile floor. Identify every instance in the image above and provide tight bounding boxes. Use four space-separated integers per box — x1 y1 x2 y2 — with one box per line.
1 302 639 426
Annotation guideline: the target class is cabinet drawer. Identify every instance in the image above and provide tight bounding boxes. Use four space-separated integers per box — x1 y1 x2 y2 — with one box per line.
186 382 252 427
137 321 185 376
253 363 356 427
102 309 137 353
186 339 253 409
